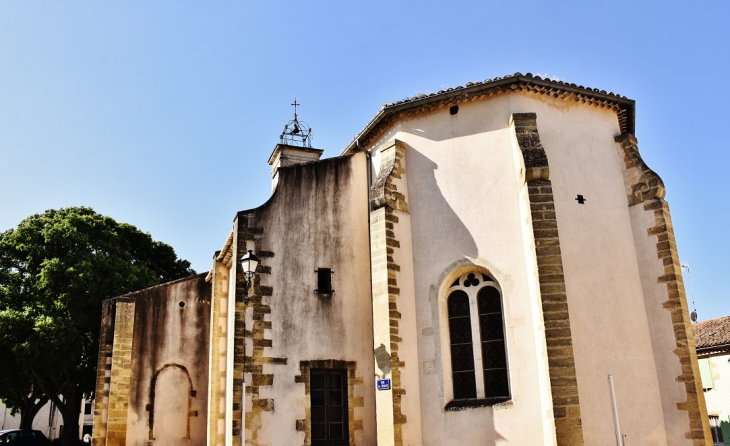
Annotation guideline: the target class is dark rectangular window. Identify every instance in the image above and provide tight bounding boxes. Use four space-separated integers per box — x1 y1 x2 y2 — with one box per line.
710 415 724 444
84 402 92 415
447 290 477 399
316 268 332 294
310 369 348 445
478 286 509 398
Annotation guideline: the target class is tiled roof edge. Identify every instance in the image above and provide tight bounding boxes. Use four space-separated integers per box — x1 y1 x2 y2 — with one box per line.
104 272 209 301
697 342 730 352
692 314 730 349
340 72 635 156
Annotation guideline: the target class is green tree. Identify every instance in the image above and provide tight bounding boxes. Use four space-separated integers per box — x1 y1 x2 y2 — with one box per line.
0 207 195 444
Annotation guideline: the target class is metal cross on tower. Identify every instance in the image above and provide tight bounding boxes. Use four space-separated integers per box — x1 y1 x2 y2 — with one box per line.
291 98 300 118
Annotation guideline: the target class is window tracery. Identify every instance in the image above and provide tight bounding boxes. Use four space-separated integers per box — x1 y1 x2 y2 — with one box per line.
445 271 510 409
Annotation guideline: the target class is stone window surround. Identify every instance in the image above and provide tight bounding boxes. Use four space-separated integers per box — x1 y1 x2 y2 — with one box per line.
295 360 365 446
437 265 512 410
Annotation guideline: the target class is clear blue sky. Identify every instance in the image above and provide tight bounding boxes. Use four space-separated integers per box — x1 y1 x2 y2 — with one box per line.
1 1 728 320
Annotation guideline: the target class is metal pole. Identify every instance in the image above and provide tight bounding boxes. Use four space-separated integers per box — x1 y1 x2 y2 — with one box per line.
608 374 622 446
242 277 249 446
242 380 246 446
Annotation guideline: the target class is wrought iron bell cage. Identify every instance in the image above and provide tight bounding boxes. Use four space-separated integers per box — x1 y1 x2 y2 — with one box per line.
279 98 313 148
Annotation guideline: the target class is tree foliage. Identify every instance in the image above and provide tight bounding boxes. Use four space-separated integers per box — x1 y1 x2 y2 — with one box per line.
0 207 195 443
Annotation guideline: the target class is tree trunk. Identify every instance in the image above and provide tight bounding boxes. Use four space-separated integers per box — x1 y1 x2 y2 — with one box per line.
58 382 82 446
32 365 94 445
19 407 34 430
59 399 80 445
18 391 48 430
19 400 42 429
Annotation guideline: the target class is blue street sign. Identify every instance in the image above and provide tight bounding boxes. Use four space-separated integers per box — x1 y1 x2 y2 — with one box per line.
377 379 391 391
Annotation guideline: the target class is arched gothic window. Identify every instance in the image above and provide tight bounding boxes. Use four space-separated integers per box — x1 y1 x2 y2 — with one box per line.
446 272 509 407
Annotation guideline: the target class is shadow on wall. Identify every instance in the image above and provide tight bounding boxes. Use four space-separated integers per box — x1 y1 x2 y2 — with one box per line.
386 97 509 144
402 147 504 445
405 146 478 263
374 343 390 380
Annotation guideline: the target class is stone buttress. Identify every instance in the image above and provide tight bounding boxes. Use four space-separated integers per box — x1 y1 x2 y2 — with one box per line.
369 140 423 446
234 212 285 446
512 113 585 445
92 298 136 446
94 298 135 446
206 231 232 446
616 133 712 445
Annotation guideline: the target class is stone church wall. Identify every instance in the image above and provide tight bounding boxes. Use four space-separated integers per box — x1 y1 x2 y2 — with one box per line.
361 91 706 445
94 73 711 445
233 152 377 445
93 274 211 446
366 95 557 445
519 93 674 444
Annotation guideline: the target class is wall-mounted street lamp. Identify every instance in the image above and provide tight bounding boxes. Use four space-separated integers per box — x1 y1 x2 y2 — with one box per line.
239 250 260 304
239 249 259 443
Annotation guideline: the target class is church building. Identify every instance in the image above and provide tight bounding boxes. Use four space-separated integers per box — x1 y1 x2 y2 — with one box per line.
92 73 712 445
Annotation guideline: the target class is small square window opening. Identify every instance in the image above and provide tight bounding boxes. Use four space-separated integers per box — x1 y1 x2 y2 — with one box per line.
316 268 333 295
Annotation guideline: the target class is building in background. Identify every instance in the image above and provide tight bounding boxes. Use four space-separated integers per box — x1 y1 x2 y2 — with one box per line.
0 398 92 441
93 73 712 445
694 316 730 446
0 400 61 438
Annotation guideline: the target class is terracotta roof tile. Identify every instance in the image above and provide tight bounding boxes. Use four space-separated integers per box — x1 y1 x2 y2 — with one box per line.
693 315 730 350
342 72 634 156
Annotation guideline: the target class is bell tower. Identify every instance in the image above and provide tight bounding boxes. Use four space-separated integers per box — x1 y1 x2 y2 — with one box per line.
268 99 323 192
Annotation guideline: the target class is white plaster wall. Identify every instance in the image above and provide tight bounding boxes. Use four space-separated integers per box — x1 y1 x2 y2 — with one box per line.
510 92 671 445
629 203 692 445
366 91 680 445
368 94 555 445
250 153 377 445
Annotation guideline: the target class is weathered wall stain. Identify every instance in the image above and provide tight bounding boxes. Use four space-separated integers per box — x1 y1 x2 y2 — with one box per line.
147 363 196 441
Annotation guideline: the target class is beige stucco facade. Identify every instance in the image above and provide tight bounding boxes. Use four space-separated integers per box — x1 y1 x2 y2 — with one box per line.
693 316 730 445
94 73 711 445
700 354 730 445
